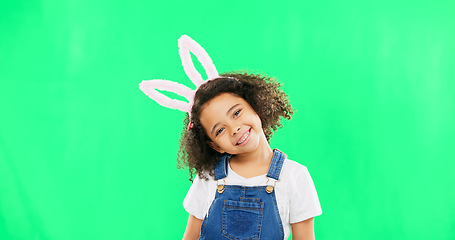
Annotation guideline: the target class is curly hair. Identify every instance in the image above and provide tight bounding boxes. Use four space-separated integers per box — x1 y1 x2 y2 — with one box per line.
177 72 294 181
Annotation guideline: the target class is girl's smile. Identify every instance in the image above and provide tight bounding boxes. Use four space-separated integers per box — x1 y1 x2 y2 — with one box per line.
235 128 251 146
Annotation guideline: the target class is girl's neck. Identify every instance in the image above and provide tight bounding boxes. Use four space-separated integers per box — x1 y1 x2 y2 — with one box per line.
228 132 273 179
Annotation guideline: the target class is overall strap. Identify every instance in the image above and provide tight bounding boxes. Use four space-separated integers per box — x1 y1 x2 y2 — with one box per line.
266 149 287 181
214 154 231 180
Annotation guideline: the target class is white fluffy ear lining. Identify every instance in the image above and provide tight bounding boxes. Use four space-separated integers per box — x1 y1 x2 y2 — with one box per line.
179 35 219 87
139 35 219 115
139 79 194 113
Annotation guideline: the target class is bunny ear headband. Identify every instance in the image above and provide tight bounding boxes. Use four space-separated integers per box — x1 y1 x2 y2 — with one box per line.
139 35 220 118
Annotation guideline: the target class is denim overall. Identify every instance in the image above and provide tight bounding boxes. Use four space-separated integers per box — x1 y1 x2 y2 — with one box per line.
199 149 286 240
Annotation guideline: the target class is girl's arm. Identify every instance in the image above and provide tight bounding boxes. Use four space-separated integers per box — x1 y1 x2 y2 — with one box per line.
291 217 315 240
182 214 202 240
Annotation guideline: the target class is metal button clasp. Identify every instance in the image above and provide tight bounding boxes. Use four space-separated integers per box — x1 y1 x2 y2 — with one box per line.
265 177 279 194
216 178 226 194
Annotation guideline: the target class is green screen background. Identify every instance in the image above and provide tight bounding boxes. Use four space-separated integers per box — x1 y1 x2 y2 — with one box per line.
1 0 454 239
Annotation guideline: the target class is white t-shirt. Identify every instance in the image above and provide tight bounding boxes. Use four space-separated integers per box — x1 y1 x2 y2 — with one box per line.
183 159 322 239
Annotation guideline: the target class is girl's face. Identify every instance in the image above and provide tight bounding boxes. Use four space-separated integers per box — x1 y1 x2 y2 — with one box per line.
199 93 264 155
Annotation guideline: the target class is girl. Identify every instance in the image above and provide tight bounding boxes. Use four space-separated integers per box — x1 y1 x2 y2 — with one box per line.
139 36 322 240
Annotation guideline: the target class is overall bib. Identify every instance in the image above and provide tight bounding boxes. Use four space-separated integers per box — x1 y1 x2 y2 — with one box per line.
199 149 286 240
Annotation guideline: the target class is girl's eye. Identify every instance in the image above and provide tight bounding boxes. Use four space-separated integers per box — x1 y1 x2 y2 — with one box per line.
234 109 241 117
216 127 225 136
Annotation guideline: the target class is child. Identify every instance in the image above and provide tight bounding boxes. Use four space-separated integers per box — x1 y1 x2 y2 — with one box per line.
139 36 322 240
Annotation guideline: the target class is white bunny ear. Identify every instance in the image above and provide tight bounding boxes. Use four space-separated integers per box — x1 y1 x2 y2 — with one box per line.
179 35 219 87
140 35 219 115
139 80 195 113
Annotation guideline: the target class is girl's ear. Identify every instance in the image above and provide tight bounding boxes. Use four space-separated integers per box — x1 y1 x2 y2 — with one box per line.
207 141 225 153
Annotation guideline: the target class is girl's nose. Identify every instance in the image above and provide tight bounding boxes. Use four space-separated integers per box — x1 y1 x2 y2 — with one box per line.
231 127 241 136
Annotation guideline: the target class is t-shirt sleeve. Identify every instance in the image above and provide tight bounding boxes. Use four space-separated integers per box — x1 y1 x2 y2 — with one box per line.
182 174 210 220
288 164 322 223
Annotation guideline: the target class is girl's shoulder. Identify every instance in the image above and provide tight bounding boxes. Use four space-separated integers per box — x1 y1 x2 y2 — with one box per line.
280 158 314 184
193 171 216 184
282 158 310 174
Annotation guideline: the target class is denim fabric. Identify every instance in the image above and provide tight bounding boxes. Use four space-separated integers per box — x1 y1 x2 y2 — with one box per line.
199 150 286 240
